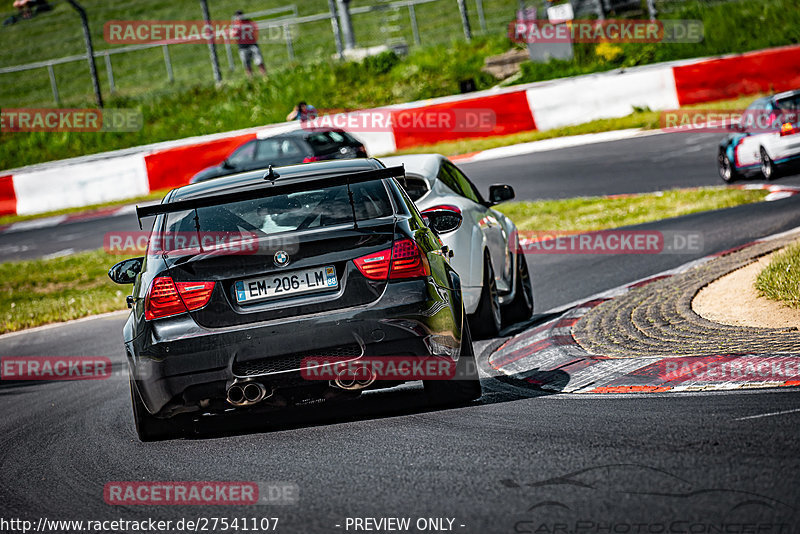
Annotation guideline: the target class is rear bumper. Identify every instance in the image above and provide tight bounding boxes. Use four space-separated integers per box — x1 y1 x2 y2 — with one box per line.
127 279 461 416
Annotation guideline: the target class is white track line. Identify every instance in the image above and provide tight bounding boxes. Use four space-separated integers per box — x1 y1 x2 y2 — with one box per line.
734 407 800 421
456 129 666 164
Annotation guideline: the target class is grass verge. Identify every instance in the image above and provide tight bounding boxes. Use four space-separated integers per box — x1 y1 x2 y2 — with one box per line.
0 249 134 334
0 186 770 334
755 241 800 309
493 187 769 232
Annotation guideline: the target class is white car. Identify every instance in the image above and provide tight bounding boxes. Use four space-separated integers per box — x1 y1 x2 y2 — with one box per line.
380 154 533 338
718 89 800 181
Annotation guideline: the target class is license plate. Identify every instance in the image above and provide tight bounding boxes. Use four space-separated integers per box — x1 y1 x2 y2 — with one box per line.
234 266 338 303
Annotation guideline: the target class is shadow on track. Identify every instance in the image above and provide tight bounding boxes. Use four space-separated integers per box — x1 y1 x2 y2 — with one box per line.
178 313 565 441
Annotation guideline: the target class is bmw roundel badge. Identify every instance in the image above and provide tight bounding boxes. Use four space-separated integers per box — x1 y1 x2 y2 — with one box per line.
274 250 290 267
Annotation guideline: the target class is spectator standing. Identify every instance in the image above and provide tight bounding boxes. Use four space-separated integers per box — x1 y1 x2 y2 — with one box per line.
232 10 266 77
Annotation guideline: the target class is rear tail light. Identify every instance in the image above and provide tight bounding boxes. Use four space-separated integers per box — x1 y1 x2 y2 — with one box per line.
353 250 391 280
354 239 430 281
144 277 215 320
389 239 430 279
176 281 216 310
780 122 799 136
303 156 320 163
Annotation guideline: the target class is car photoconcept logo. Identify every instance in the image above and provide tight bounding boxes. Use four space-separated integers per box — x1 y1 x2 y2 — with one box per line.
273 250 290 267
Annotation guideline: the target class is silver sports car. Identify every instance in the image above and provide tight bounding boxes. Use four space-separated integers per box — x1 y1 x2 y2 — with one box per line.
380 154 533 338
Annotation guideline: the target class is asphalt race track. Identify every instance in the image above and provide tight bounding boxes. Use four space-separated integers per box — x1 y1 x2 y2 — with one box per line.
463 131 800 200
1 132 800 532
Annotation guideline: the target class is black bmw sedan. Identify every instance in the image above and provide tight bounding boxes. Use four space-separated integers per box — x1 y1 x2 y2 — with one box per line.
109 159 481 441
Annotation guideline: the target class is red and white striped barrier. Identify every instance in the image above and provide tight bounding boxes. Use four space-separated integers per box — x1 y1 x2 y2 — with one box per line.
2 44 799 217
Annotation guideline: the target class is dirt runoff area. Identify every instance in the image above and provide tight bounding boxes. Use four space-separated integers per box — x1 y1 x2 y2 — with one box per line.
693 246 800 330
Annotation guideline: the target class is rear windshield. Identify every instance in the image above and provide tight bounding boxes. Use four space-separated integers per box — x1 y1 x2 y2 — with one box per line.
163 180 394 239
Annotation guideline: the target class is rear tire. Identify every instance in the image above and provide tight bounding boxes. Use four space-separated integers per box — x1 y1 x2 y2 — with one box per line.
718 151 739 183
424 320 481 405
130 376 185 442
502 253 533 325
469 257 501 339
760 147 777 181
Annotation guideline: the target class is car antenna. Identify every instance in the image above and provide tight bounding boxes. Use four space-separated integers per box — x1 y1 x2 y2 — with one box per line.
264 165 280 183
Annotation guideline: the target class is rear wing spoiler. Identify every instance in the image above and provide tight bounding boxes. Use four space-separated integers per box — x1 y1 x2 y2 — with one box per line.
135 165 405 229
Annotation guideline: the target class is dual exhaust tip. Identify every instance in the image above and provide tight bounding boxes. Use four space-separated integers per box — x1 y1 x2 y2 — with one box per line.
227 381 271 407
331 367 376 391
226 367 376 406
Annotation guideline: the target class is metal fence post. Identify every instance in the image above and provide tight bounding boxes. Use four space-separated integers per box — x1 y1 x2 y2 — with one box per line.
224 42 235 71
475 0 486 33
47 64 60 106
284 24 295 60
408 4 420 45
104 52 116 93
162 45 175 83
646 0 657 20
456 0 472 41
328 0 344 59
337 0 356 50
199 0 222 83
65 0 103 107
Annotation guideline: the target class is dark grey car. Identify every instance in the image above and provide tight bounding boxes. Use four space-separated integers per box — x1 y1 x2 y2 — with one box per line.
190 129 368 183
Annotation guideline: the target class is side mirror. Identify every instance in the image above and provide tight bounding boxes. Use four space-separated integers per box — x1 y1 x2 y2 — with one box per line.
488 184 515 205
108 257 143 285
221 159 233 169
424 209 462 234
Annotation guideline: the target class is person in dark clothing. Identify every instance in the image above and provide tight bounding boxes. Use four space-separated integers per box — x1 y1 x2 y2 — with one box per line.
232 10 266 77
